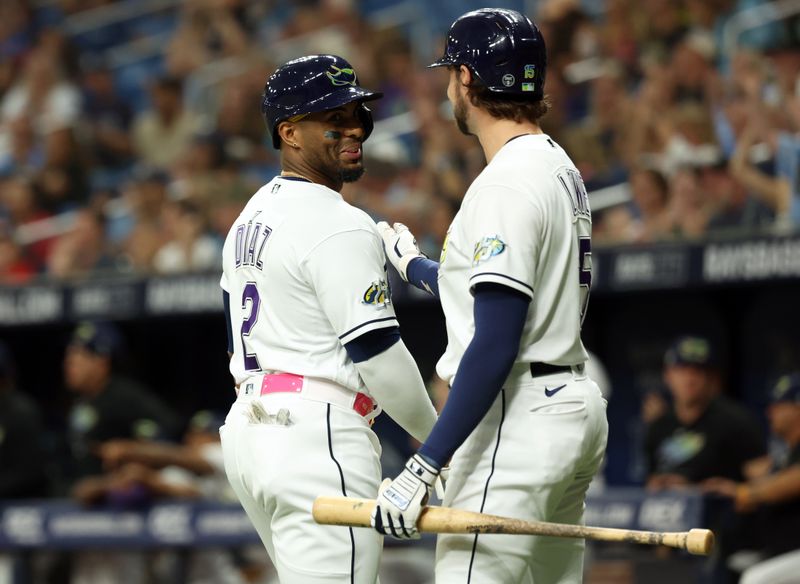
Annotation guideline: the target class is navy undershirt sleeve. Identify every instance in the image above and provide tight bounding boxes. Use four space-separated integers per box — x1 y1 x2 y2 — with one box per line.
345 326 401 363
406 257 440 297
223 291 233 354
418 284 530 468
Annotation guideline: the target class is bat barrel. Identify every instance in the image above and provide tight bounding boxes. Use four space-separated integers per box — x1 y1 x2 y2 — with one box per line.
312 496 715 556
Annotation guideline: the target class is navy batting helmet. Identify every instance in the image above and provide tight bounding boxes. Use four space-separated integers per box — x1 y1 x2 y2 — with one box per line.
429 8 547 100
261 55 382 149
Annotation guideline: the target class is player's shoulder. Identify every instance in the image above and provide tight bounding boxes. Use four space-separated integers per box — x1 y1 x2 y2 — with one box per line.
472 134 579 199
300 190 377 234
499 134 576 173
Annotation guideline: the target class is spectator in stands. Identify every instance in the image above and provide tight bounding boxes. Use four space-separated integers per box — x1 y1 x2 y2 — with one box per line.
47 208 116 279
669 30 717 105
632 170 672 237
0 114 44 176
729 105 800 233
562 60 632 190
108 166 169 244
132 75 204 170
0 0 35 91
667 165 710 239
704 373 800 584
0 340 49 498
164 0 250 77
703 157 775 233
597 167 673 244
0 44 81 149
153 199 220 274
0 228 36 283
645 335 766 489
80 56 134 172
37 127 89 213
63 320 181 484
0 175 55 270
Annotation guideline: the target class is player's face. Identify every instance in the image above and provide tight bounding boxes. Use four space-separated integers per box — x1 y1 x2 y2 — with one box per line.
767 402 799 439
64 345 109 393
300 102 367 183
664 365 711 406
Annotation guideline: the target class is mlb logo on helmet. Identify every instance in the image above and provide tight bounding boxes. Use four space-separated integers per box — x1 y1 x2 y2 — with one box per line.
523 64 536 92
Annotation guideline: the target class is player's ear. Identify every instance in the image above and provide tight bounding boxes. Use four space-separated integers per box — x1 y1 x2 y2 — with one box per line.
277 121 299 149
458 65 472 87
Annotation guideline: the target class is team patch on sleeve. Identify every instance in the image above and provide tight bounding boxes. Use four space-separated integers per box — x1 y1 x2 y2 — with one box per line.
362 278 391 308
472 235 507 266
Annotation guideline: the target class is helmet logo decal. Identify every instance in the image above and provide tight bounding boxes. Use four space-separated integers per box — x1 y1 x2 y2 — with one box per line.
501 74 515 87
326 65 357 86
524 64 536 79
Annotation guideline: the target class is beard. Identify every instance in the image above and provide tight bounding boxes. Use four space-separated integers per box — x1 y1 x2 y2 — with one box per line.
340 166 365 183
453 92 472 136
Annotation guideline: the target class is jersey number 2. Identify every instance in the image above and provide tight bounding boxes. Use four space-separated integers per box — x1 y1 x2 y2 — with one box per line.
241 282 261 371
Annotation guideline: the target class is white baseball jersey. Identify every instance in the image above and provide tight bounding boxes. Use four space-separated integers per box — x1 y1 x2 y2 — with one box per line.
433 133 607 584
436 133 592 384
220 176 397 391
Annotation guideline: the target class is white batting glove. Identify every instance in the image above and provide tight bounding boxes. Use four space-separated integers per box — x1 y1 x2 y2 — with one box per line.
377 221 424 282
371 454 439 540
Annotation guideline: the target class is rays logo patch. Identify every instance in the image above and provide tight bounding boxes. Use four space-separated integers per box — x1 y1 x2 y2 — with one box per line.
472 235 506 266
326 65 357 86
658 430 706 469
362 279 390 308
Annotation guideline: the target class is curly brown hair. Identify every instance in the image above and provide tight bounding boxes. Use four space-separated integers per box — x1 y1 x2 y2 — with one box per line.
464 78 551 124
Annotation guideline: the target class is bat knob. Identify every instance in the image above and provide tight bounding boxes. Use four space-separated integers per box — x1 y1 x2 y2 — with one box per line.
686 528 714 555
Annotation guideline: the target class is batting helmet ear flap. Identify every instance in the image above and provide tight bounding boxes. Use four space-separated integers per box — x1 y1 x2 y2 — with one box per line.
357 103 375 141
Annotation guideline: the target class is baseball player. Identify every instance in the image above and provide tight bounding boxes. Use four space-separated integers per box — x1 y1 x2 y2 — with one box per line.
373 9 608 583
219 55 438 583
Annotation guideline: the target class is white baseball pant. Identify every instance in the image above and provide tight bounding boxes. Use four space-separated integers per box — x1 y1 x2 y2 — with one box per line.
435 365 608 583
221 388 383 583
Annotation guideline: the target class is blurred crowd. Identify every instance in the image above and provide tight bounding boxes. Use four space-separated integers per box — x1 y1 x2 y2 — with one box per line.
0 0 798 285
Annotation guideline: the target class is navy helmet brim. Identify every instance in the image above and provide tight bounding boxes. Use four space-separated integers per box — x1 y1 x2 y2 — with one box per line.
271 86 383 116
428 56 455 69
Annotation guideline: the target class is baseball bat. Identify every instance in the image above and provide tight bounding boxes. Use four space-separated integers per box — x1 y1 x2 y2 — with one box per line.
312 496 714 556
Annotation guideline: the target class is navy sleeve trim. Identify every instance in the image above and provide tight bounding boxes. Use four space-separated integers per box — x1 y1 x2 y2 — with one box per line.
223 291 233 353
344 326 401 363
337 316 398 340
469 272 533 294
